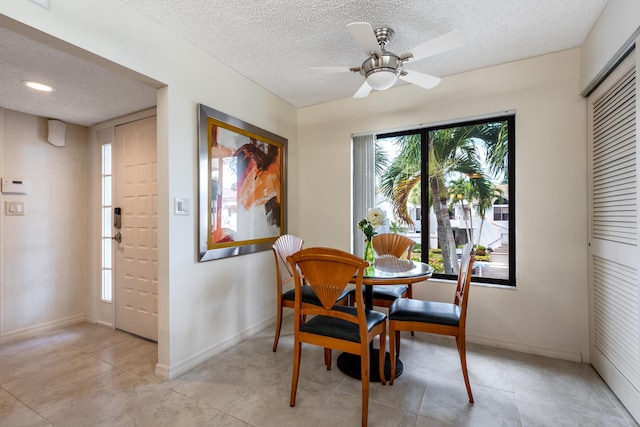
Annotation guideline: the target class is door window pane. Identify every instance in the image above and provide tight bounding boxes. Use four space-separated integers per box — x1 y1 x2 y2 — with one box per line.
101 143 113 302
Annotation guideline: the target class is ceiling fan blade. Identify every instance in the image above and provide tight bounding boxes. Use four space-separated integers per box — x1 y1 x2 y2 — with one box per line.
347 22 382 56
353 81 372 98
402 30 464 62
308 66 358 73
400 70 441 89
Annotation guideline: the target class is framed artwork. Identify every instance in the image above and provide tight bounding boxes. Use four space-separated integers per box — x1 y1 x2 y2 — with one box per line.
198 104 287 261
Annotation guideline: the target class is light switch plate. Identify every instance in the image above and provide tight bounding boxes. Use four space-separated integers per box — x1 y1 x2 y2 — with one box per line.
174 197 189 215
5 201 25 216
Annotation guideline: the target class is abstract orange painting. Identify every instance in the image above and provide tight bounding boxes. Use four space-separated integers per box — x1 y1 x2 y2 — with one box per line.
198 104 286 261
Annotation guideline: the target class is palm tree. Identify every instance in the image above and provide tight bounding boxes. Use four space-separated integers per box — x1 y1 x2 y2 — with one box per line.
475 121 509 182
448 177 474 243
428 128 486 273
474 183 504 247
389 221 406 233
378 134 422 229
377 121 508 275
448 175 504 247
374 140 390 178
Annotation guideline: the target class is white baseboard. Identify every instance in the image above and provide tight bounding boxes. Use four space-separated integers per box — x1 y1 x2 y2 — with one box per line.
0 313 86 343
591 346 640 424
154 363 170 379
157 316 585 379
467 332 583 362
155 316 275 380
2 314 584 376
95 320 114 328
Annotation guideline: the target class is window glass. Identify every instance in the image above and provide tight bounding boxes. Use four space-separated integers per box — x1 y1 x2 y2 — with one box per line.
102 269 112 301
364 115 515 285
101 143 113 301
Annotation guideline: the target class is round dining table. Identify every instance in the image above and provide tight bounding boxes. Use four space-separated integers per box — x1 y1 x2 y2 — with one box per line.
337 257 433 382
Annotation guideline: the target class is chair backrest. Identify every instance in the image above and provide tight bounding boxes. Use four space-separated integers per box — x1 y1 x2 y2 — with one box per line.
288 247 369 321
372 233 415 259
272 234 304 288
456 242 475 325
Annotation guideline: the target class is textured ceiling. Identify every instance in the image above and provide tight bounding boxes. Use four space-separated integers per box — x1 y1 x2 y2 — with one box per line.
0 0 608 126
0 25 159 127
124 0 609 107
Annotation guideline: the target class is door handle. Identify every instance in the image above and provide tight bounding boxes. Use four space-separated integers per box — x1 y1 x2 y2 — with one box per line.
111 232 122 244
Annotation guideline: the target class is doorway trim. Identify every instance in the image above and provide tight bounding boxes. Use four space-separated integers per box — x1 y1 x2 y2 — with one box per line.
89 108 157 329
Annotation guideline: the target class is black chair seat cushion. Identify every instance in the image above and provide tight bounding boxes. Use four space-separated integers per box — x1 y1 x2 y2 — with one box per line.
371 285 408 300
282 285 349 305
348 284 408 302
389 298 460 327
299 306 386 343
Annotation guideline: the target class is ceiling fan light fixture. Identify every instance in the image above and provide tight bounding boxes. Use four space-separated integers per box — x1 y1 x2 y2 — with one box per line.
365 69 398 90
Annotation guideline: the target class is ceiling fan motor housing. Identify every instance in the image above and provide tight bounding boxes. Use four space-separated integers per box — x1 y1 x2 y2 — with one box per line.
361 52 401 75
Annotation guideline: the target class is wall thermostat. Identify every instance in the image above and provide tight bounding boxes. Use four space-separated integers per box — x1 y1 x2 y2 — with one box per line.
1 178 27 194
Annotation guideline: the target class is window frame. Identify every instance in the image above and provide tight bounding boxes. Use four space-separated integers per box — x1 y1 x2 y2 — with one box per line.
376 114 516 286
493 205 509 221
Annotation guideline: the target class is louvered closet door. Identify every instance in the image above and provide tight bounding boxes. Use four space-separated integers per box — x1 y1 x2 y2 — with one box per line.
588 51 640 423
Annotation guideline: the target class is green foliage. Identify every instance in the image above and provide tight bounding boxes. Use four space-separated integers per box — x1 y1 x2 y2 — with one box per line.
377 134 422 226
389 221 406 233
411 246 489 269
374 141 390 178
410 243 421 261
358 219 376 240
409 185 421 206
427 249 488 269
428 249 444 273
475 245 486 256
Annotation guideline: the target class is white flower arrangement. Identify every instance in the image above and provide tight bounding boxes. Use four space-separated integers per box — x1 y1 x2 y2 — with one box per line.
358 207 387 241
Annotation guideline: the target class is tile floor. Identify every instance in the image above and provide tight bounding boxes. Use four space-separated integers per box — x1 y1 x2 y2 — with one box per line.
1 318 638 427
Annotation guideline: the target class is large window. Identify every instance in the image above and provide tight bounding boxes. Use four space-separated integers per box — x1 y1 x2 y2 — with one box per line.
355 114 515 286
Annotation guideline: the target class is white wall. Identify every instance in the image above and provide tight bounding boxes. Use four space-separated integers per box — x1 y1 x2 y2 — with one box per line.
297 49 589 361
0 108 88 336
0 1 297 377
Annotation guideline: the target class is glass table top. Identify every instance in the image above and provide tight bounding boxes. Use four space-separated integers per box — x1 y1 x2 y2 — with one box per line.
363 257 433 280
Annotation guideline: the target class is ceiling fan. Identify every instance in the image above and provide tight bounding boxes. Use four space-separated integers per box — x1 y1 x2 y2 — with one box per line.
310 22 464 98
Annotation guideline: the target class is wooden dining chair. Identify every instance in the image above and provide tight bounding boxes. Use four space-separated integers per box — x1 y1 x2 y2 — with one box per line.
350 233 416 309
288 247 387 427
370 233 416 306
388 242 475 403
271 235 349 352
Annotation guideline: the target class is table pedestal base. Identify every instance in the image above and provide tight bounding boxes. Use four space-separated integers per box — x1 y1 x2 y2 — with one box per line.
336 349 403 382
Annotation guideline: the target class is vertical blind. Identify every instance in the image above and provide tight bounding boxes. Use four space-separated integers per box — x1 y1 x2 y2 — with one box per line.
352 134 376 257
